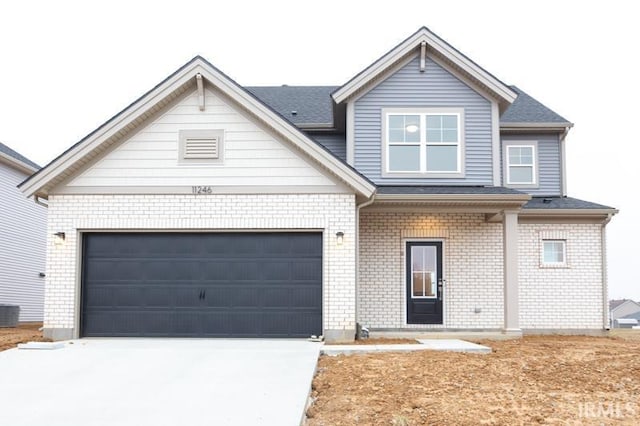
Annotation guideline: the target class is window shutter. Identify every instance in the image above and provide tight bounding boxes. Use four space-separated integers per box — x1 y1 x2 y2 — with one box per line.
184 137 219 159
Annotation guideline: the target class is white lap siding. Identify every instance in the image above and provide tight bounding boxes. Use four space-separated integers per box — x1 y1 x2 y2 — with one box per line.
518 223 604 329
358 212 504 329
44 193 356 338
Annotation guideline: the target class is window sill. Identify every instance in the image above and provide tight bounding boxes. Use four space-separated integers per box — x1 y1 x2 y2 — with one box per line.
539 263 570 269
382 172 465 179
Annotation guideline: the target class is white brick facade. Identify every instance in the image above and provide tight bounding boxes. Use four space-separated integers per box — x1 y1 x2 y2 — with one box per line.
359 212 607 331
44 193 356 337
358 212 505 329
518 223 605 329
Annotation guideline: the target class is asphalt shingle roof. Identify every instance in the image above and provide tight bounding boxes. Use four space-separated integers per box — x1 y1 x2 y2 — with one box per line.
0 142 40 170
245 85 569 128
523 197 614 210
376 186 526 195
245 86 337 126
500 86 570 124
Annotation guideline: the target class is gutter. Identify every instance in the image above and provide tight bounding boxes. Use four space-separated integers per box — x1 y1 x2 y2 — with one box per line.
0 152 39 176
355 194 376 334
520 208 619 217
374 193 531 202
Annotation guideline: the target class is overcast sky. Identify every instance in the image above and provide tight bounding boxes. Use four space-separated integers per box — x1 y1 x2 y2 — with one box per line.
2 1 638 300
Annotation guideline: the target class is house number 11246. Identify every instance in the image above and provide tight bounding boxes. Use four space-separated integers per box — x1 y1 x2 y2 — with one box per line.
192 186 213 195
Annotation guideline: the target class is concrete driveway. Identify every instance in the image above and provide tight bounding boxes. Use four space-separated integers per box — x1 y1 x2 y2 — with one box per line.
0 339 321 426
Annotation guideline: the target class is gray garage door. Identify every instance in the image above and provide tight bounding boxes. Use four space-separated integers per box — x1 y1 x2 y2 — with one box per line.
81 232 322 338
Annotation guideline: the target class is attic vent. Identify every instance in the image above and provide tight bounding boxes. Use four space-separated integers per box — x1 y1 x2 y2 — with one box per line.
179 129 224 163
185 137 219 159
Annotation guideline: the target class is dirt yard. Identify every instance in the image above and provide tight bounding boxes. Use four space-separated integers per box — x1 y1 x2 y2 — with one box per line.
307 334 640 425
0 323 48 351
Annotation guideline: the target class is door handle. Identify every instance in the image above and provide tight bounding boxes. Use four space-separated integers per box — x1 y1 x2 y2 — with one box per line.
199 290 203 300
437 279 444 301
202 290 206 300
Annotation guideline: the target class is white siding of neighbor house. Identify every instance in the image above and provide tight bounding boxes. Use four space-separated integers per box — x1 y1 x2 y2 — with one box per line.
0 163 46 321
611 301 640 321
64 87 341 189
518 223 604 329
43 193 356 338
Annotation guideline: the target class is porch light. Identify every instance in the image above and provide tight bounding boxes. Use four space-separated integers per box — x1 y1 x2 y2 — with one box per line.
335 231 344 245
406 124 419 133
53 232 65 245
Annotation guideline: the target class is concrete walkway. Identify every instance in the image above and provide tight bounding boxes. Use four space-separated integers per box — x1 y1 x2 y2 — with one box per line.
0 339 321 426
322 339 491 355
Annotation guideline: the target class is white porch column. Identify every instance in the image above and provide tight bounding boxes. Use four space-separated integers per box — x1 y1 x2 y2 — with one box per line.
503 210 521 333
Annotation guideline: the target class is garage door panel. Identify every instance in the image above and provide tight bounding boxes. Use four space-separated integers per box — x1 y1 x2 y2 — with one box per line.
81 232 322 338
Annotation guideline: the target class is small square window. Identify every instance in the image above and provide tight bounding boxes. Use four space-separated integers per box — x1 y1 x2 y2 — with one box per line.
542 240 566 266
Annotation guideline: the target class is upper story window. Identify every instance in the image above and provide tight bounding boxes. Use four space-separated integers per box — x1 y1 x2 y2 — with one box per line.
505 143 537 187
383 108 464 177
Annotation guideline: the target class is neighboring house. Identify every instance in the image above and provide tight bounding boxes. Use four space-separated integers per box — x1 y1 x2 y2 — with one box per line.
620 311 640 328
20 27 617 342
0 142 46 321
610 299 640 328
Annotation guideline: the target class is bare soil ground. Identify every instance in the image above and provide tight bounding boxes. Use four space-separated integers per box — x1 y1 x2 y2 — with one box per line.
0 323 48 351
307 334 640 425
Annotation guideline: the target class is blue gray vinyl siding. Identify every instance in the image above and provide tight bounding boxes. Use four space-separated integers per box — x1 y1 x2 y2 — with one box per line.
306 132 346 162
0 163 46 321
354 55 493 185
501 134 562 196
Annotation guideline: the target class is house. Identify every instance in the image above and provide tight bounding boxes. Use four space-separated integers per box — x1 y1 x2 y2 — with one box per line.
610 299 640 328
20 27 617 342
0 142 46 322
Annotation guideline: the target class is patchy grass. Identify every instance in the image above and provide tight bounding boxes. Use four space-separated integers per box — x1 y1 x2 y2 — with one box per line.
307 335 640 425
0 323 48 351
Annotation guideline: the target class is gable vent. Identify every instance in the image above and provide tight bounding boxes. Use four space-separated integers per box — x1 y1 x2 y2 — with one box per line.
184 137 219 159
179 129 224 163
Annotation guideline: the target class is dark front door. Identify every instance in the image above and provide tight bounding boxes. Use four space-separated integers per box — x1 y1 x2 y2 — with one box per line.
81 232 322 338
406 242 443 324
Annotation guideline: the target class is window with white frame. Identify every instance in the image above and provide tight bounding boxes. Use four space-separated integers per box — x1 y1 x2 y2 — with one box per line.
506 145 536 185
542 239 566 265
385 111 462 174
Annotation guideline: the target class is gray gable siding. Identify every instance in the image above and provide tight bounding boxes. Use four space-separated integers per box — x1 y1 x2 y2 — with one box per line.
0 163 46 321
501 134 562 196
305 132 346 162
354 56 493 185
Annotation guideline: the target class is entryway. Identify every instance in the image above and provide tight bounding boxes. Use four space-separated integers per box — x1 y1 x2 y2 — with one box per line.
406 241 443 324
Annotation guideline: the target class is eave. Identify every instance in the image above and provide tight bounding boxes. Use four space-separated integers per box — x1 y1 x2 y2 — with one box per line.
519 208 618 223
0 151 38 175
364 193 531 214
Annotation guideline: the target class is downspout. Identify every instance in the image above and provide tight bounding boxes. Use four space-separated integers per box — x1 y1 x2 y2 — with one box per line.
355 193 376 335
34 196 48 208
559 126 570 197
601 213 612 330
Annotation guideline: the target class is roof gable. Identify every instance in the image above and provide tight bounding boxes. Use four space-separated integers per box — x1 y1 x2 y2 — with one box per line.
332 27 517 108
20 57 375 198
59 86 347 192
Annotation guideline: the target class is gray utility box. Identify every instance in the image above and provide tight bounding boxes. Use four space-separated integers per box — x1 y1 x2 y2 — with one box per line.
0 305 20 327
